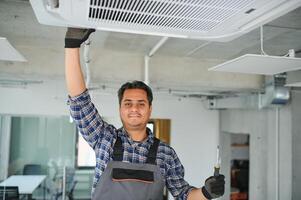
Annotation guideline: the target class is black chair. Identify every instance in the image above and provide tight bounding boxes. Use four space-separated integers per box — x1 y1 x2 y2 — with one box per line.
23 164 47 200
23 164 44 175
0 186 19 200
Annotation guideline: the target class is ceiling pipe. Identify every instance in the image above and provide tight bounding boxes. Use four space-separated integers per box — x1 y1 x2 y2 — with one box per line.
185 41 211 57
205 76 290 110
144 36 169 84
148 36 169 57
84 39 91 88
143 56 150 85
275 107 280 200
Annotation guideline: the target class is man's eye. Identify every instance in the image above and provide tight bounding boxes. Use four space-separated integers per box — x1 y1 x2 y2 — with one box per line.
124 103 131 106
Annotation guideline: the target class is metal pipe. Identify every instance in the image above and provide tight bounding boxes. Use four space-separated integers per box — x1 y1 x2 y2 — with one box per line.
144 56 150 85
62 166 66 200
275 107 279 200
185 42 211 56
84 39 91 88
143 36 169 85
148 36 168 57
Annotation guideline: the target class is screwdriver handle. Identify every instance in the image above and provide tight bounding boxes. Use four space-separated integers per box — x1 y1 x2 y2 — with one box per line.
214 166 220 177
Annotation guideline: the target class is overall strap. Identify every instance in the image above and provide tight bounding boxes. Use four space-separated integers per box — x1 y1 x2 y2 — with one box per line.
146 138 160 165
112 136 123 161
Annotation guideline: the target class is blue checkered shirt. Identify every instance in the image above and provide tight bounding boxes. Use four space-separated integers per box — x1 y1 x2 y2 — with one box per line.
68 90 194 199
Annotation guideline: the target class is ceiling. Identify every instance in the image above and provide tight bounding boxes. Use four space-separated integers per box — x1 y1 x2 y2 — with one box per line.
0 0 301 94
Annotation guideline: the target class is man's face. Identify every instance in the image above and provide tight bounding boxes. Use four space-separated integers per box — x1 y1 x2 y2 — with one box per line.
119 89 152 131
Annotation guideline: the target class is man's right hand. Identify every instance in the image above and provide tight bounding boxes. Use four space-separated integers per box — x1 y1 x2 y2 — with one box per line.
65 28 96 48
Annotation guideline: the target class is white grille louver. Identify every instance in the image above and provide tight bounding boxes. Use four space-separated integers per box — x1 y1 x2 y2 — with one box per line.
30 0 301 41
87 0 254 32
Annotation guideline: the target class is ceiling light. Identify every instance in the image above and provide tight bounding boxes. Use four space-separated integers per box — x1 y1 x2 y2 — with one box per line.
208 54 301 75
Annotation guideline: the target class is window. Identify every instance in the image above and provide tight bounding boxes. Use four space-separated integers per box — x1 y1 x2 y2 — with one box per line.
76 130 96 168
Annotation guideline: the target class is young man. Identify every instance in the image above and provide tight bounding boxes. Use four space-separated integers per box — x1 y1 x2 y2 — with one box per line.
65 28 225 200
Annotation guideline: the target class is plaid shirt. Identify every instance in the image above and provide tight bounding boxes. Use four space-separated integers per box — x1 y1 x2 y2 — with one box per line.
68 90 194 199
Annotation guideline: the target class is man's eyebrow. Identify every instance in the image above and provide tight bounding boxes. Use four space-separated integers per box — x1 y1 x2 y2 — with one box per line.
123 99 147 102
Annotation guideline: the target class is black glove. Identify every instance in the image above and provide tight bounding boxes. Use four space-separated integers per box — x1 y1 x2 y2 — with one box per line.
202 174 225 199
65 28 96 48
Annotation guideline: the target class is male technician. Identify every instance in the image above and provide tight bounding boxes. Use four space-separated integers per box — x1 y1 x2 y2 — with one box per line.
65 28 225 200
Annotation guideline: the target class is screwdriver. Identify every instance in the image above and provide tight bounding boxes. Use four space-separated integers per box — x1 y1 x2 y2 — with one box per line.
214 145 221 176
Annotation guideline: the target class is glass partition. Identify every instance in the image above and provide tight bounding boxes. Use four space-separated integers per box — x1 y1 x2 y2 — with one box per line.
0 115 78 199
9 115 76 176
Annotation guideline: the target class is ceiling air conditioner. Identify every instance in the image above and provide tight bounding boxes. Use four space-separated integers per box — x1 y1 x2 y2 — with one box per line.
29 0 301 42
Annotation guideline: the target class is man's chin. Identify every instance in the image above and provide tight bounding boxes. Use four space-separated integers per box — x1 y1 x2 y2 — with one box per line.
125 122 145 129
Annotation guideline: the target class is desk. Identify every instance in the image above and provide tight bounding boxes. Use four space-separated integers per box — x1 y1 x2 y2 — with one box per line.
0 175 46 199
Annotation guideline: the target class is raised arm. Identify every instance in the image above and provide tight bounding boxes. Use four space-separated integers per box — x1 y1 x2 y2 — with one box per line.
64 28 117 149
65 28 95 97
65 48 86 97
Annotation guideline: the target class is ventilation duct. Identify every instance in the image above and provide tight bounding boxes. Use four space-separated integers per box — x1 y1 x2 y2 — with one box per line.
259 74 290 108
206 74 290 109
30 0 301 41
285 70 301 87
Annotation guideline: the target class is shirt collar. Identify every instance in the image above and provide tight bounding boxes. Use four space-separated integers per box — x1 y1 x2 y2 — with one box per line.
119 127 154 147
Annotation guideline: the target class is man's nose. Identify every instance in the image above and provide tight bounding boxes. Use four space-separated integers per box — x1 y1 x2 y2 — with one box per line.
130 103 139 111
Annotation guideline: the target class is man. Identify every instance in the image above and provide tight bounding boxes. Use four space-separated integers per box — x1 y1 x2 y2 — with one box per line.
65 28 225 200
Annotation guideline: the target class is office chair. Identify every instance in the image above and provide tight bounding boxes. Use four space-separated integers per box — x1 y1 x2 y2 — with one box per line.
23 164 47 200
23 164 44 175
0 186 19 200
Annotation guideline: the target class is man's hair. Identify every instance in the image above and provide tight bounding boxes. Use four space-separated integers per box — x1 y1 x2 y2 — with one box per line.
118 80 153 106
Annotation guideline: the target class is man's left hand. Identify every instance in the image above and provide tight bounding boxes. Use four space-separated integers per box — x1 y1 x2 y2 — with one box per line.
201 174 225 199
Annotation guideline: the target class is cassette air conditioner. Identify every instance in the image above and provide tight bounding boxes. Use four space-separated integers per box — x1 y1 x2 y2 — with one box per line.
30 0 301 41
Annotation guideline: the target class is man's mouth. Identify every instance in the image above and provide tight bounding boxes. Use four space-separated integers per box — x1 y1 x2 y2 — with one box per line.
128 114 141 118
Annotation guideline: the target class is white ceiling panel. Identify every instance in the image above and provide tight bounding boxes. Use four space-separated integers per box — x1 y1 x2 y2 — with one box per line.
0 37 27 62
209 54 301 75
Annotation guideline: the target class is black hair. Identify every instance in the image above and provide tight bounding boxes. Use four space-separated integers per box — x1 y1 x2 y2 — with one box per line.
118 80 153 106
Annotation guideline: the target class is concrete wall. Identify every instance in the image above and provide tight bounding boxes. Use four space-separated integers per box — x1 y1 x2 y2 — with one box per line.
220 106 292 200
291 90 301 200
0 78 219 199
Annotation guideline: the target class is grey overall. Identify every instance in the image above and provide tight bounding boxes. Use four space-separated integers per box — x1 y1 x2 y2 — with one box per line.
92 136 165 200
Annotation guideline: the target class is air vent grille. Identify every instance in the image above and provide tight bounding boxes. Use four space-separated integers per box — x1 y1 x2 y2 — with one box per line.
88 0 254 32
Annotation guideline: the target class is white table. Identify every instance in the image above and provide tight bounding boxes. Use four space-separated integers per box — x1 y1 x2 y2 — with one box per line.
0 175 46 199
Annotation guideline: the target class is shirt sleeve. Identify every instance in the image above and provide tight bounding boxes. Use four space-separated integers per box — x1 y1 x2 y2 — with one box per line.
165 147 195 200
67 90 117 149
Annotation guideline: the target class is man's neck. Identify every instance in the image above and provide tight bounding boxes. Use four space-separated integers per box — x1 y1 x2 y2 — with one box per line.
125 127 148 142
